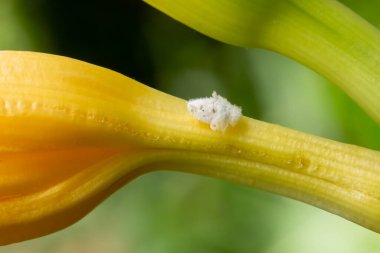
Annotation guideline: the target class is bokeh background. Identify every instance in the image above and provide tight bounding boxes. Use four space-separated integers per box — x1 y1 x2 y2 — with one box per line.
1 0 380 252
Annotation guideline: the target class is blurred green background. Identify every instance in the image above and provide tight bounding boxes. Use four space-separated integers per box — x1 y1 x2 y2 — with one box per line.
1 0 380 252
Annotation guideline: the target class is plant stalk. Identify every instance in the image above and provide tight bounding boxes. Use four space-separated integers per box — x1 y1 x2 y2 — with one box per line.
144 0 380 125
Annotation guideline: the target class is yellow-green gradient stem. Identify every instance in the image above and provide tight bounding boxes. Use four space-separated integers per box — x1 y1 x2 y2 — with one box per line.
144 0 380 125
0 51 379 244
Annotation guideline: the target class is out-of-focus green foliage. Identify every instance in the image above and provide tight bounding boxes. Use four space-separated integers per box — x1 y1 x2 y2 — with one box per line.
1 0 380 252
0 0 34 49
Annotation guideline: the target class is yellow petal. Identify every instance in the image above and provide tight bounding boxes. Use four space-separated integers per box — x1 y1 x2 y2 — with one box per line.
0 148 166 244
0 51 186 150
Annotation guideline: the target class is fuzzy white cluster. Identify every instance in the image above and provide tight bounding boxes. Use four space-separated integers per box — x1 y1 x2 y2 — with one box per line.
187 91 242 131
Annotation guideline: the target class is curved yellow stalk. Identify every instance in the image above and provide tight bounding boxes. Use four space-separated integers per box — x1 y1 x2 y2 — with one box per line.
0 51 380 245
143 0 380 126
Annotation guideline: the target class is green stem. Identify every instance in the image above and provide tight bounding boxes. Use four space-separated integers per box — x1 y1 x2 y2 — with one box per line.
144 0 380 125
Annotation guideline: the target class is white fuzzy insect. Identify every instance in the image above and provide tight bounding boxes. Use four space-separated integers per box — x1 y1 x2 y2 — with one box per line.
187 91 242 131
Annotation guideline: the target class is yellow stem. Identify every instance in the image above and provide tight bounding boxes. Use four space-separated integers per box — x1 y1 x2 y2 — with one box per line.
1 51 380 245
146 115 380 233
